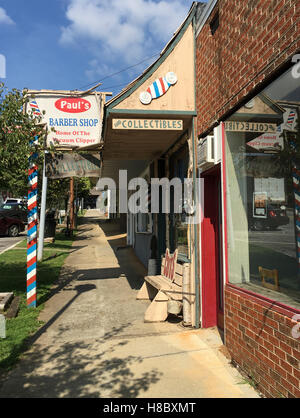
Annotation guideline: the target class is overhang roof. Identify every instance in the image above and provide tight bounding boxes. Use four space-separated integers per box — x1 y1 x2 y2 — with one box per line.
103 110 194 161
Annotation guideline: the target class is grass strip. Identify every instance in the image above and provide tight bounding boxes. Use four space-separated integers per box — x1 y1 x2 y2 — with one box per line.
0 232 76 374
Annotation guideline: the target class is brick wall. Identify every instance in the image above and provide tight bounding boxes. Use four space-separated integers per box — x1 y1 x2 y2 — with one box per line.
225 285 300 398
195 0 300 136
196 0 300 398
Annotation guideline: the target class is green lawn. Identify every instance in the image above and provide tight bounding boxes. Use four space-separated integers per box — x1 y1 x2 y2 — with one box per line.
0 232 76 374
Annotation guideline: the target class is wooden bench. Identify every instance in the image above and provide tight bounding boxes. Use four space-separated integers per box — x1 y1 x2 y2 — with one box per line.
137 249 190 323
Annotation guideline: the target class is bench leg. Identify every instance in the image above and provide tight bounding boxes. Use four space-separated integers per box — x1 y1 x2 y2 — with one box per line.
136 281 157 300
144 290 169 323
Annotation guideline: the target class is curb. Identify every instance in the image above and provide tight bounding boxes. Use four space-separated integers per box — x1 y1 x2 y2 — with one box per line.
0 238 24 255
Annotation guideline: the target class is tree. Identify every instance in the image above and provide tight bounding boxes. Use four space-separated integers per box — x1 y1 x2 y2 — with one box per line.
45 178 70 210
0 83 44 197
45 177 93 210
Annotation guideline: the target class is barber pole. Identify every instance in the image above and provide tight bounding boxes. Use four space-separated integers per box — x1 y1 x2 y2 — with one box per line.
29 100 42 117
290 135 300 276
285 109 296 131
292 165 300 268
27 135 38 307
139 72 178 105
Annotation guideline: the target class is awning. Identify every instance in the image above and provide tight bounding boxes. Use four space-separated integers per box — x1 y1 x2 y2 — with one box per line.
103 110 195 161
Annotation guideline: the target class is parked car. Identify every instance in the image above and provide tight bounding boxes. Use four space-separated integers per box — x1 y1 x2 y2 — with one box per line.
0 202 27 224
4 198 24 204
249 204 290 231
0 214 25 237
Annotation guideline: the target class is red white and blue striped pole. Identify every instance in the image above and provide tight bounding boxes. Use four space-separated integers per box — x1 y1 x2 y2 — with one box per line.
287 109 300 276
27 135 38 308
292 160 300 273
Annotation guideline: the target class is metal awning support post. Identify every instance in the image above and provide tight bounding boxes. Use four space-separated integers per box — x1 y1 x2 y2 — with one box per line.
191 118 200 328
37 150 48 261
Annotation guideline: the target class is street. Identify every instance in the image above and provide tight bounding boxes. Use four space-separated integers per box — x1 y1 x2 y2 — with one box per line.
249 215 296 259
0 232 25 255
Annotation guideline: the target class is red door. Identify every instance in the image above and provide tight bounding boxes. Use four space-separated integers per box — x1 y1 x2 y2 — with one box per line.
201 166 224 329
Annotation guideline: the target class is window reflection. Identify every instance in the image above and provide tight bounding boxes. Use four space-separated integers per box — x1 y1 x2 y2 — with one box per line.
169 144 189 258
225 69 300 309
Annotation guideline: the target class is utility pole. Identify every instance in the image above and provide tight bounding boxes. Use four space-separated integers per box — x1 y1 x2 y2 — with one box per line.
75 178 78 228
37 151 48 261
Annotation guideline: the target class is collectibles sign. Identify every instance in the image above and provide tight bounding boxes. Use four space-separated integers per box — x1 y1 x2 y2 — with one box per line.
27 93 103 149
112 118 183 130
225 121 277 133
45 153 101 179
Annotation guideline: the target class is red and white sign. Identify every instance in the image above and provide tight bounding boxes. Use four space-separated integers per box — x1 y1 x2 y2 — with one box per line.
54 98 91 113
27 92 103 149
247 133 284 153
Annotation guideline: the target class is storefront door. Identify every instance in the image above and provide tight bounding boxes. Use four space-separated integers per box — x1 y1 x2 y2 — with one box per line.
201 165 224 329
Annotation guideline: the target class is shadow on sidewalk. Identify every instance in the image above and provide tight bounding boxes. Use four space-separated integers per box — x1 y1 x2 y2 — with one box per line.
0 215 164 397
1 276 163 397
76 267 123 281
1 322 163 398
98 220 147 291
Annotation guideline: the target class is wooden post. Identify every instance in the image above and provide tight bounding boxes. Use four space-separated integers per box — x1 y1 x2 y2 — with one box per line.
182 263 192 326
70 177 75 232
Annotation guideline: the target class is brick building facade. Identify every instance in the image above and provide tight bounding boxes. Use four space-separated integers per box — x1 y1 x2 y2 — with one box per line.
195 0 300 398
196 0 299 135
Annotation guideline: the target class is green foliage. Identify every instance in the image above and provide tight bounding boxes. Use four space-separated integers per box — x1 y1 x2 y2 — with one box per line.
45 176 93 209
76 177 93 199
0 83 45 196
45 177 70 209
274 122 300 176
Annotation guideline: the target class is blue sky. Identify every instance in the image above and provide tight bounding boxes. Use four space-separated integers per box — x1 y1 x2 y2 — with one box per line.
0 0 205 97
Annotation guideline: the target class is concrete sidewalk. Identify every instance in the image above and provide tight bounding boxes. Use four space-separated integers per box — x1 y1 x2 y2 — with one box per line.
0 210 259 398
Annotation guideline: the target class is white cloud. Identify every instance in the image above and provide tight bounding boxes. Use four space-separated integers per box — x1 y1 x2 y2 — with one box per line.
60 0 191 87
0 7 15 25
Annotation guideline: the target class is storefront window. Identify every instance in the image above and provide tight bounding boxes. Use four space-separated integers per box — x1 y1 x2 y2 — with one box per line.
134 172 152 234
136 212 152 233
225 67 300 310
169 144 189 258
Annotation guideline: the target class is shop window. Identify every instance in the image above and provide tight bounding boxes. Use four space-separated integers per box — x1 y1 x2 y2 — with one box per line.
169 144 190 258
135 171 152 234
224 67 300 309
136 212 152 233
